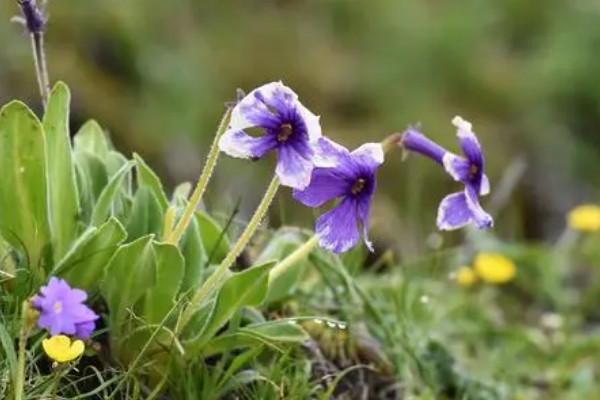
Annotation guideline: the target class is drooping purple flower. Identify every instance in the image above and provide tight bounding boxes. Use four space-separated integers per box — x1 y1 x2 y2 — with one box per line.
293 138 384 253
17 0 46 34
219 81 334 189
32 277 99 339
401 116 493 230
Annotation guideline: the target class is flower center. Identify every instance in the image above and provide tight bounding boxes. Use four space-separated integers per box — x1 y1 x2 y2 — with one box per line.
469 164 479 179
53 301 63 314
351 178 366 195
277 123 293 142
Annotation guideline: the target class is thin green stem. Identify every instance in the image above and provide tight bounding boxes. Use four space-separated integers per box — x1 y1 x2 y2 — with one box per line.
177 174 280 333
15 301 33 400
167 108 232 244
269 235 319 281
30 32 50 108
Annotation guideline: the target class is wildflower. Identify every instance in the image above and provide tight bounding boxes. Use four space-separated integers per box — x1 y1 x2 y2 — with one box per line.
219 81 334 189
401 116 493 230
473 253 515 284
293 138 384 253
567 204 600 232
455 266 477 287
42 335 84 363
17 0 46 34
32 277 99 339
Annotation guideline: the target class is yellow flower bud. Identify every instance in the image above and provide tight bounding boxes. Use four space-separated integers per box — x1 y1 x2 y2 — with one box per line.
567 204 600 232
456 266 477 287
42 335 84 363
474 253 515 284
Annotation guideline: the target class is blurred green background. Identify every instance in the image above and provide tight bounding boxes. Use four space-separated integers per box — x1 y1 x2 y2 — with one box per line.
2 0 600 252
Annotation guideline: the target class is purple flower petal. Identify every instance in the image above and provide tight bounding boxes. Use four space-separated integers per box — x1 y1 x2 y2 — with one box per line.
312 137 349 168
480 174 490 196
276 145 314 189
350 143 384 171
357 196 374 252
230 82 297 131
219 129 278 159
293 168 350 207
442 153 470 182
316 197 360 253
75 320 96 340
296 101 322 142
436 192 473 231
464 184 493 228
401 128 448 165
452 116 483 169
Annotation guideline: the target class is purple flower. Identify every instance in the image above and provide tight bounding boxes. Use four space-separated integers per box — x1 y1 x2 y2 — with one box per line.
17 0 46 34
32 277 99 339
293 138 384 253
219 81 334 189
402 116 493 230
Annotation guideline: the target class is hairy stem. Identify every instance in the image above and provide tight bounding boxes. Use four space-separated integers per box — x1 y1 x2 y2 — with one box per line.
167 108 232 244
177 175 280 333
30 32 50 108
269 235 319 281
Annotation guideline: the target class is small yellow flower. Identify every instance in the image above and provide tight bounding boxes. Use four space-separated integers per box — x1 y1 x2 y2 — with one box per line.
567 204 600 232
42 335 84 363
474 253 515 284
456 266 477 287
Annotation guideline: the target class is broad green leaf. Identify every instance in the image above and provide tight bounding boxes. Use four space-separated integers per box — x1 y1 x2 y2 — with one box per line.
126 186 163 240
105 150 130 179
197 212 230 264
172 182 192 205
133 153 168 209
0 101 50 278
199 261 275 344
74 120 111 159
102 235 156 345
143 242 185 324
54 218 126 292
91 160 134 226
240 320 309 343
258 231 309 303
42 82 81 260
74 151 109 224
180 216 208 293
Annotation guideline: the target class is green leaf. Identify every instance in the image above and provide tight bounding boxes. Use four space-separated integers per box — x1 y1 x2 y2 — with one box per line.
143 242 185 324
42 82 81 260
197 212 230 264
101 235 156 344
180 216 208 293
133 153 169 210
74 151 109 223
0 101 51 278
126 186 163 240
74 120 111 159
240 320 309 343
91 160 134 226
199 261 275 344
54 218 126 292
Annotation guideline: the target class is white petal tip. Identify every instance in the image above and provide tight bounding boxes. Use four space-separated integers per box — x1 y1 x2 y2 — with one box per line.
452 116 472 132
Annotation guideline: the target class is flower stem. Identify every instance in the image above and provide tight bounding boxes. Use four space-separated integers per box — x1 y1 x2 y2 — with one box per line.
30 32 50 109
167 108 232 245
177 174 280 333
15 301 33 400
269 235 319 281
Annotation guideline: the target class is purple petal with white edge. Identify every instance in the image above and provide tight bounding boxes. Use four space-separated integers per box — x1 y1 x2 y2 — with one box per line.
442 152 470 182
351 143 384 171
316 197 360 253
357 195 374 252
464 184 493 228
436 192 473 231
219 129 277 159
312 137 350 168
452 116 483 168
480 174 490 196
293 168 349 207
296 101 322 142
276 145 314 189
230 82 297 130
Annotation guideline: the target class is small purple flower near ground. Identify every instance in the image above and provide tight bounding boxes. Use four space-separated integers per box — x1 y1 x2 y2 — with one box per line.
219 81 335 189
402 116 493 230
32 277 99 339
293 138 384 253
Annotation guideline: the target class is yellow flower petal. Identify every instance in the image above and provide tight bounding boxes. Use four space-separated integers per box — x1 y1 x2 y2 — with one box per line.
567 204 600 232
474 253 515 284
42 335 85 363
456 266 477 287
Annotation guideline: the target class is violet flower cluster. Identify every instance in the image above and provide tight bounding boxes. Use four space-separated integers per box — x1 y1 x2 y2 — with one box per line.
32 277 99 339
219 81 493 253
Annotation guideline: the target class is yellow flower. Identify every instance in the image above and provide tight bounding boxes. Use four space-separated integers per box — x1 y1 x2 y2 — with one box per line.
42 335 84 363
456 266 477 287
567 204 600 232
474 253 515 284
